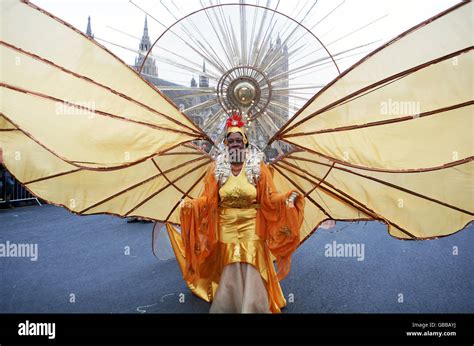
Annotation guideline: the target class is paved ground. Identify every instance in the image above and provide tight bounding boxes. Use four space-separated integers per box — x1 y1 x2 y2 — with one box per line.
0 204 473 313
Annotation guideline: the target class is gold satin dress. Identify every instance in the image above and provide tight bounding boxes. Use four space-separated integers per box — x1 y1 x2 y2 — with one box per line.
212 165 272 306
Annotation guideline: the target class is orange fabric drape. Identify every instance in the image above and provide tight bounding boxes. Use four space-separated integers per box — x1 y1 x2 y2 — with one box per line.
179 162 219 284
256 164 305 280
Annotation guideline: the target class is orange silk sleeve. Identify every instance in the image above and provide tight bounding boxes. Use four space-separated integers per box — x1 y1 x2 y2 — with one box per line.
257 163 305 280
179 163 219 284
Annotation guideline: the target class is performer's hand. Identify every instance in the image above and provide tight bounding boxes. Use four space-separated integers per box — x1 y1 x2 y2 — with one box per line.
180 198 193 210
286 191 301 208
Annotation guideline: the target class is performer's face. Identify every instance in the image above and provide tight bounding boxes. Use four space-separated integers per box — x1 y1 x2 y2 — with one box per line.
227 132 246 163
226 132 245 150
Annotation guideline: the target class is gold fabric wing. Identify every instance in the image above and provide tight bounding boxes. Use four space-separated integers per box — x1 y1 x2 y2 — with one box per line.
0 0 212 223
271 1 473 240
1 115 210 223
272 150 473 240
1 0 208 169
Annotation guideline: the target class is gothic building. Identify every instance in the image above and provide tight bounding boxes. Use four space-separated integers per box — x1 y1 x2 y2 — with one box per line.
133 17 158 78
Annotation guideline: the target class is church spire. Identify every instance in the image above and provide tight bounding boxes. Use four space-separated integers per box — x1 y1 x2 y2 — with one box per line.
86 16 94 38
199 59 209 88
139 16 151 52
144 16 149 35
134 16 158 77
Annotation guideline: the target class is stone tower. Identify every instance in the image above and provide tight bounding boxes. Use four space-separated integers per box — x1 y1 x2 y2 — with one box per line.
134 17 158 77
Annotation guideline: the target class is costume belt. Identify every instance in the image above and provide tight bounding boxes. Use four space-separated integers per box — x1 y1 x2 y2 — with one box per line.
218 203 260 210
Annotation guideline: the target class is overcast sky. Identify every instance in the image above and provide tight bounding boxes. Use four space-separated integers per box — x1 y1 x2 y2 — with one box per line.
32 0 460 86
